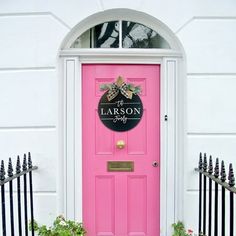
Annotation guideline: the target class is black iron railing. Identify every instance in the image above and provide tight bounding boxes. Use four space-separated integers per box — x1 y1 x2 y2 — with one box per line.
195 153 236 236
0 152 38 236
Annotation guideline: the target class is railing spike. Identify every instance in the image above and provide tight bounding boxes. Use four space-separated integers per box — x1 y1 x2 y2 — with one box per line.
199 152 203 170
198 152 203 235
208 155 213 174
203 153 207 235
203 153 207 172
8 158 14 177
28 152 32 169
228 164 235 187
22 153 27 171
0 160 5 181
214 158 220 178
23 153 29 236
16 155 21 174
221 160 226 182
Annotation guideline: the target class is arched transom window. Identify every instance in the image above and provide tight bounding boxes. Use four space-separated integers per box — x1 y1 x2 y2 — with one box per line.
70 20 170 49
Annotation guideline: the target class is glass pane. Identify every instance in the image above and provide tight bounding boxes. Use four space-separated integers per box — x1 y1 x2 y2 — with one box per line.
94 21 119 48
71 29 91 48
70 21 119 48
122 21 170 49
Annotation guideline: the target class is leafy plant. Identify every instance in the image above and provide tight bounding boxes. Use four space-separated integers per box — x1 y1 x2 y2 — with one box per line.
29 215 86 236
172 221 193 236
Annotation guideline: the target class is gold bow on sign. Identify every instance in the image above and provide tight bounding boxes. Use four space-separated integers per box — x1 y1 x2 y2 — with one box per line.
107 77 133 101
100 76 141 101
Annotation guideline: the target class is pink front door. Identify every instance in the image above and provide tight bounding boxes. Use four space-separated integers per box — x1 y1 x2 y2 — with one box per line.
82 64 160 236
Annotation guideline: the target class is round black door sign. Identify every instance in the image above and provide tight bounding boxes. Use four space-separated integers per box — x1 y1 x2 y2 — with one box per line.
98 91 143 132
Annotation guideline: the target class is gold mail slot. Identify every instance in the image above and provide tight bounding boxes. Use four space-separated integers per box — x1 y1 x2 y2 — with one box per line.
107 161 134 172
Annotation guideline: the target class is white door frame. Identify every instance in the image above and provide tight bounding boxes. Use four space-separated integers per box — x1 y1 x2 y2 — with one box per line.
58 49 186 236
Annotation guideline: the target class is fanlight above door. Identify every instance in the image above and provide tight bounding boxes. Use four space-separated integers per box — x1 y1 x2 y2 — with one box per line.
70 21 170 49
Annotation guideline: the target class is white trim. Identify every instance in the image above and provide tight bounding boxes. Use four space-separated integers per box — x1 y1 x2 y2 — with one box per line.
160 59 168 236
65 58 76 219
165 59 177 235
74 57 83 220
59 54 185 236
59 48 182 58
58 57 83 221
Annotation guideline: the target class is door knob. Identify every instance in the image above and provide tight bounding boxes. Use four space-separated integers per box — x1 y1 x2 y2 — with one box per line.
152 161 159 167
116 140 125 149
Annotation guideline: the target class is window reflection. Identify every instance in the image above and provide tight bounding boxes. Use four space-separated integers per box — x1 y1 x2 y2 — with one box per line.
94 22 119 48
122 21 170 48
70 20 170 49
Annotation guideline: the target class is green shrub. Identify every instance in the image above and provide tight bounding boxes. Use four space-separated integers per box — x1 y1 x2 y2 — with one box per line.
172 221 193 236
30 215 86 236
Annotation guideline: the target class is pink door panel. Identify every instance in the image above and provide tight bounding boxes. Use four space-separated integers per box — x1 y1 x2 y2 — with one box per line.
82 64 160 236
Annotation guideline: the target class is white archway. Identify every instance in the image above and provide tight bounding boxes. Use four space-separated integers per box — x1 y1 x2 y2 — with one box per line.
58 9 186 236
60 8 185 52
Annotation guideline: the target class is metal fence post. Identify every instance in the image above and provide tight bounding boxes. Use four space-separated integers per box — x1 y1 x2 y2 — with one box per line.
214 158 219 236
8 158 15 236
203 154 207 235
0 161 6 236
23 154 28 236
16 156 23 236
228 164 235 236
198 153 203 235
28 152 35 236
208 156 213 236
220 161 226 236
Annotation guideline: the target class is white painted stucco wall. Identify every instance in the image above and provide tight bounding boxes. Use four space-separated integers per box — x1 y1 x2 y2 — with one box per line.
0 0 236 234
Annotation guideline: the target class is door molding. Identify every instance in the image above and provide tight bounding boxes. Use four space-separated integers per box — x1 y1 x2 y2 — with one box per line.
59 51 186 236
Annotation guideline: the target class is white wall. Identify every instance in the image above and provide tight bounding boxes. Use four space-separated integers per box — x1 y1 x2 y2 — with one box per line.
0 0 236 234
177 17 236 233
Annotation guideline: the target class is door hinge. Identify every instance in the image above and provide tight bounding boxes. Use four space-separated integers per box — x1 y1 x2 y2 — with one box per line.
164 115 168 121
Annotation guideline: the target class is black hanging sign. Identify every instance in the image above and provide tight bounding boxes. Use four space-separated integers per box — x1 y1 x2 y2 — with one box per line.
98 76 143 132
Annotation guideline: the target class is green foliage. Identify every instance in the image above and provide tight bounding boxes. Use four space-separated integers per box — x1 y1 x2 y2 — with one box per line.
172 221 190 236
100 84 112 91
126 84 141 95
29 215 86 236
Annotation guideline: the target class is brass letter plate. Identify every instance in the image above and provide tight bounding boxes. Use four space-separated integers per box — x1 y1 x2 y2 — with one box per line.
107 161 134 172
